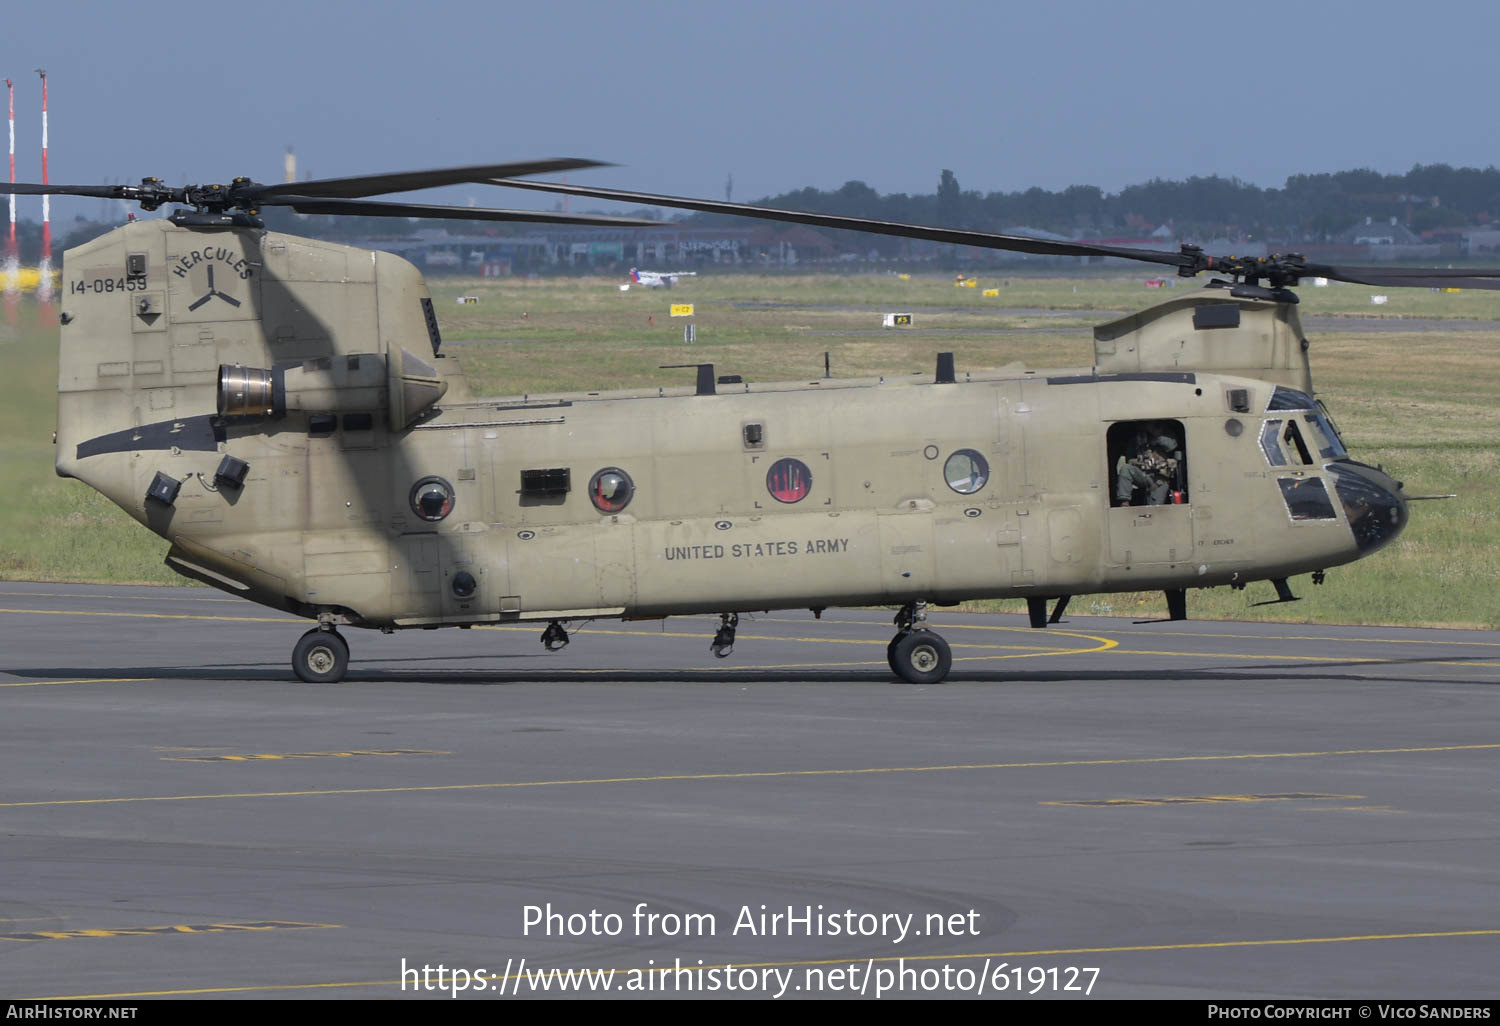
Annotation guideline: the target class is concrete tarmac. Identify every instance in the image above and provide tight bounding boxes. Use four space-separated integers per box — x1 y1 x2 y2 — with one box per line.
1 581 1497 1001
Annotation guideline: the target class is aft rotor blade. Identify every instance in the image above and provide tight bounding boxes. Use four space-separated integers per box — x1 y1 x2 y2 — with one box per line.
248 159 611 202
276 197 661 226
0 182 129 198
492 178 1196 269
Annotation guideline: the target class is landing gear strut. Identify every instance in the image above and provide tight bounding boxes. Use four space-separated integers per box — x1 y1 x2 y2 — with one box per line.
710 613 739 658
887 601 952 685
292 626 349 684
540 621 570 651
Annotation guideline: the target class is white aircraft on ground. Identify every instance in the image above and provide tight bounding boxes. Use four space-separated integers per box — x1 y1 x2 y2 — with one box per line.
627 267 696 288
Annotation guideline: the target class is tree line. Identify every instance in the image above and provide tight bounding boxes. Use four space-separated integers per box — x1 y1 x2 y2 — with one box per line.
687 163 1500 244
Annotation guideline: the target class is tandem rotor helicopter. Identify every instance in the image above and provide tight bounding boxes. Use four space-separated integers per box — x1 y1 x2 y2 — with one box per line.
6 159 1497 685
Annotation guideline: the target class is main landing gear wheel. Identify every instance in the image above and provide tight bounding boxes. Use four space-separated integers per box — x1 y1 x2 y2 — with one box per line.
293 628 349 684
889 630 951 685
710 612 739 659
540 621 570 651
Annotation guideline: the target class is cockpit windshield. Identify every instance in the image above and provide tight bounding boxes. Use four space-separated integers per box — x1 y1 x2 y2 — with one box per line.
1262 388 1348 463
1267 386 1317 411
1260 420 1287 466
1302 412 1347 460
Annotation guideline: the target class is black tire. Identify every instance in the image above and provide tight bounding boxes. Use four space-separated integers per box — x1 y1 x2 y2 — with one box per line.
293 628 349 684
886 635 901 674
891 629 951 685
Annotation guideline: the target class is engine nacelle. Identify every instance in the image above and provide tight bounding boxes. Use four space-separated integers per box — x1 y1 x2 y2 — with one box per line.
217 347 445 428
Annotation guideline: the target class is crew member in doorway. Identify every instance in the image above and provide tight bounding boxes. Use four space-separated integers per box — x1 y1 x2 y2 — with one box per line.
1116 424 1179 506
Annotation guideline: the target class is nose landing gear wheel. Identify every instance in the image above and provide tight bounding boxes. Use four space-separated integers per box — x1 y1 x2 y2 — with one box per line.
889 630 951 685
293 628 349 684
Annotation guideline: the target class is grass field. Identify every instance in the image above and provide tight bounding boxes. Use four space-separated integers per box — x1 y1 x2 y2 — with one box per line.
0 303 183 585
4 267 1498 626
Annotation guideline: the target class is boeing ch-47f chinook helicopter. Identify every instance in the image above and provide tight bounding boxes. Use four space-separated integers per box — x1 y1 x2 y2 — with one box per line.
8 159 1494 685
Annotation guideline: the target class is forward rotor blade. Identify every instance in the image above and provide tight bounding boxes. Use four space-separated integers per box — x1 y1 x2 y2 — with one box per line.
495 180 1500 291
249 159 610 202
276 197 661 226
1307 263 1500 291
492 178 1196 269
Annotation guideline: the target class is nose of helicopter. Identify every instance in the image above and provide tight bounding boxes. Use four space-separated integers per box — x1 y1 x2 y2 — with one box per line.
1326 461 1408 555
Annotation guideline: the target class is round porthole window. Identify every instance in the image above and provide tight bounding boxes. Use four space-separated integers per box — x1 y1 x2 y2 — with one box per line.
766 457 812 504
943 449 990 494
589 467 634 513
451 571 477 598
410 476 455 522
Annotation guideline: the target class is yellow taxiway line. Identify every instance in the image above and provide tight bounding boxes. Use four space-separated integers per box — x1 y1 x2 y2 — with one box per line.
0 677 154 688
26 928 1500 1000
1 743 1493 809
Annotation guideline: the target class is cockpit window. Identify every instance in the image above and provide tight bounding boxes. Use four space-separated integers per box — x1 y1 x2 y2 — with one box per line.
1303 412 1347 460
1277 477 1338 521
1260 420 1287 466
1316 399 1347 442
1267 386 1317 411
1281 419 1314 465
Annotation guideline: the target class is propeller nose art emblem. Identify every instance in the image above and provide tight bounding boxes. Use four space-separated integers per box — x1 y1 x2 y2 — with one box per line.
172 247 257 319
187 264 241 311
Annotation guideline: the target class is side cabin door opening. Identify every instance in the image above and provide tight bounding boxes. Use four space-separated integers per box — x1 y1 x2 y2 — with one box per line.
1107 418 1193 566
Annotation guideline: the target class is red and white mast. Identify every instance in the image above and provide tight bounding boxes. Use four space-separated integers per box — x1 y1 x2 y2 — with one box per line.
5 77 15 288
35 68 50 301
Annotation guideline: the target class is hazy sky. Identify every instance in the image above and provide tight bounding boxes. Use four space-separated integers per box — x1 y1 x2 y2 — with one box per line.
3 0 1496 222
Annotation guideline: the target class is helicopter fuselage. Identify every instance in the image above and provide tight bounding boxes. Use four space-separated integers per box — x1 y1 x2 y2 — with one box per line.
52 220 1407 678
